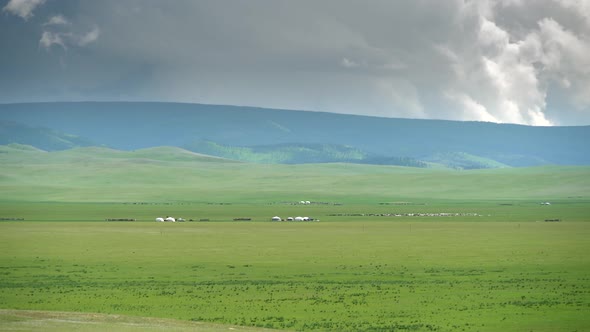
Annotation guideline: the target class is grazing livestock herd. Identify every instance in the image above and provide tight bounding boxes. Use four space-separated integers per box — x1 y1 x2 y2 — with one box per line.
273 216 318 222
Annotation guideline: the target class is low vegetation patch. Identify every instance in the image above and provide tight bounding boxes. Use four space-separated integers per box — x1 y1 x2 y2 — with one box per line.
0 309 279 332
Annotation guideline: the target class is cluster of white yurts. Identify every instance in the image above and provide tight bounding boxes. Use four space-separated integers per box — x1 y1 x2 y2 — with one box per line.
272 200 317 221
155 216 186 222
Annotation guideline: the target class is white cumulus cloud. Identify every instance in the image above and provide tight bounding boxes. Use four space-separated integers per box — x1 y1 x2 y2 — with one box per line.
445 91 499 123
2 0 45 20
77 26 100 46
439 0 590 125
44 15 69 26
39 31 66 50
39 24 100 51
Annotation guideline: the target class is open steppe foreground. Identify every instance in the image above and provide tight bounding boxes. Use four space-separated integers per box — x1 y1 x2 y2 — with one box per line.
1 220 590 331
1 147 590 331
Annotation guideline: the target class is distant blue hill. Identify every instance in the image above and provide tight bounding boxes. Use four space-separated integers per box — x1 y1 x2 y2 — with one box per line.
0 120 95 151
1 101 588 168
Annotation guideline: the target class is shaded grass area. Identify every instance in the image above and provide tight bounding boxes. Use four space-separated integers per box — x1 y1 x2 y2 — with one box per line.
1 221 589 331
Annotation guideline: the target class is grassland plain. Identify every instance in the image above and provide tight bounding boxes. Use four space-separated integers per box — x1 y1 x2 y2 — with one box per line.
1 222 589 331
1 146 590 331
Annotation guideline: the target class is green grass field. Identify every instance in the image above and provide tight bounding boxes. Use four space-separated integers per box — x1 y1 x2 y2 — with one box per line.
1 221 589 331
1 146 589 331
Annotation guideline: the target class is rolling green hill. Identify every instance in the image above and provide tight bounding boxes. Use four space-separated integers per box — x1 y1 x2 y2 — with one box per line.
0 144 588 204
1 102 589 168
183 140 427 167
184 140 366 164
424 151 510 169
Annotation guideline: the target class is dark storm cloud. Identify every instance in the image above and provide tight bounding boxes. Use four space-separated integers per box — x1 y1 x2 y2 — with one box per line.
1 0 589 125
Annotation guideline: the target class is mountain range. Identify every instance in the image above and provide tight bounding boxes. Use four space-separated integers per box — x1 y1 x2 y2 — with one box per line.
1 102 589 169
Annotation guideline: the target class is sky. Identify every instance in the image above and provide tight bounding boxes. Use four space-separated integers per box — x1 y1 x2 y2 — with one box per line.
1 0 590 126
